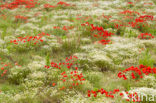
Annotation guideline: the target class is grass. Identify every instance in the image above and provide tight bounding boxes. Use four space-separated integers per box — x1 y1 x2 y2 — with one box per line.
139 49 155 67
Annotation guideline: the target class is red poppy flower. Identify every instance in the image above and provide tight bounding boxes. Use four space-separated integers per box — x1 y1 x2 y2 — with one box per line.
52 83 56 86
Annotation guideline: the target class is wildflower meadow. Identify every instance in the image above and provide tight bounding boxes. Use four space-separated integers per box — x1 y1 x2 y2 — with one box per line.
0 0 156 103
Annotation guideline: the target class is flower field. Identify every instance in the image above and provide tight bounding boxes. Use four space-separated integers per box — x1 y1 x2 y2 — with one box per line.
0 0 156 103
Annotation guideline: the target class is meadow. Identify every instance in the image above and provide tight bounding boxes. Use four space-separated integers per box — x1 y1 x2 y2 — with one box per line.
0 0 156 103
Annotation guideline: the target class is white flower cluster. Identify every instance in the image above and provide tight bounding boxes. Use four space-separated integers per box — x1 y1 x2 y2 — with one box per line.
143 76 156 88
129 87 156 96
61 91 88 103
27 60 45 72
75 36 145 70
28 71 46 80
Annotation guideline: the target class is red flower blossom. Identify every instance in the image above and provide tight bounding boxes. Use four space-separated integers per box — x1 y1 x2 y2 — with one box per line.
118 65 156 80
81 22 113 45
52 83 56 86
138 33 154 39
